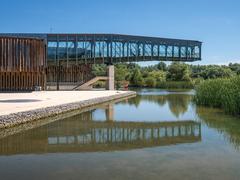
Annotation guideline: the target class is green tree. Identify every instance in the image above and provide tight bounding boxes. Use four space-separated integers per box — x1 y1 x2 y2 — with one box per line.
201 66 235 79
157 62 167 71
115 64 129 81
167 62 191 81
148 70 166 82
92 64 106 76
229 63 240 75
130 68 144 86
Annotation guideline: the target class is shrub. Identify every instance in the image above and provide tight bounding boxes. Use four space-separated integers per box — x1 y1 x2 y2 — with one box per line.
92 81 106 88
145 77 157 87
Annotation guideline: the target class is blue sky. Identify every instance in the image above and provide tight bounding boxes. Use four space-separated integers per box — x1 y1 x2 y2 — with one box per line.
0 0 240 65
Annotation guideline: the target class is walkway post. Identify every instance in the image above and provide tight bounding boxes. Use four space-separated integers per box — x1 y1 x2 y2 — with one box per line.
107 65 115 90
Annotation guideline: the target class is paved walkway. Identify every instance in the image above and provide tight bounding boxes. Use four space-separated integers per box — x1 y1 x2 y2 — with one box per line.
0 91 127 116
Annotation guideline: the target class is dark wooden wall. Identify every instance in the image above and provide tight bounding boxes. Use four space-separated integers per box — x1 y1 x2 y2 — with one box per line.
0 37 46 91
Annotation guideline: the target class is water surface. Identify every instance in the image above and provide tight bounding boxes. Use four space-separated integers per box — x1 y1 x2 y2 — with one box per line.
1 89 240 180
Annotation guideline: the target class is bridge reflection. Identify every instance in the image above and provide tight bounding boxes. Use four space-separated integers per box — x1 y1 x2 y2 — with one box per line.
0 110 201 155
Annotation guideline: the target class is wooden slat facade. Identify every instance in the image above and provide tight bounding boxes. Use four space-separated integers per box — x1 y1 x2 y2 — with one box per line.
46 64 93 84
0 37 46 91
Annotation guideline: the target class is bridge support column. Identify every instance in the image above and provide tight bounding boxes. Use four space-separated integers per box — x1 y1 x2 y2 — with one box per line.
106 65 115 90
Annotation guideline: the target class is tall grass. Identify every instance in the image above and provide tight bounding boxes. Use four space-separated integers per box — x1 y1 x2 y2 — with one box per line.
157 81 194 89
194 76 240 115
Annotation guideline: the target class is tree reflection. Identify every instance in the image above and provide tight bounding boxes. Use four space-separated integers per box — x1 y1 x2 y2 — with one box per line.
196 106 240 150
121 93 192 118
127 95 142 107
167 94 192 117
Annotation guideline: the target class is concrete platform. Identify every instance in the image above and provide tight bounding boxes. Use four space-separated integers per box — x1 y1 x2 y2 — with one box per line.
0 90 136 129
0 91 132 116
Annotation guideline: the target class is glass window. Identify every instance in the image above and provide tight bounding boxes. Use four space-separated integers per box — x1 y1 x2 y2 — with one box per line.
159 45 166 57
47 42 57 61
129 43 137 57
187 47 192 58
138 43 143 56
58 42 67 60
115 42 122 57
193 46 200 58
145 44 151 56
173 46 179 57
153 45 158 56
123 43 128 57
84 41 92 58
95 41 108 58
67 41 76 61
167 46 173 57
77 42 84 59
180 47 186 58
95 42 101 57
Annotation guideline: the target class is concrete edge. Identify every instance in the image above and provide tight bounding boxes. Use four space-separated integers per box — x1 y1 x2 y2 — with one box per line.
0 94 135 139
0 91 136 129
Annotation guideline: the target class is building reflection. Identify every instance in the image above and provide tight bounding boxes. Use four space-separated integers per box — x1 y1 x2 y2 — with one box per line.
0 105 201 155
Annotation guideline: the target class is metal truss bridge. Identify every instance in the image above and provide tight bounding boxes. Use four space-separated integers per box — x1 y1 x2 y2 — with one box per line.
0 33 202 64
47 34 202 64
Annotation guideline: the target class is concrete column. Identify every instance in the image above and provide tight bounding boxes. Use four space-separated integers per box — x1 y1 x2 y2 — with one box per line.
106 65 114 90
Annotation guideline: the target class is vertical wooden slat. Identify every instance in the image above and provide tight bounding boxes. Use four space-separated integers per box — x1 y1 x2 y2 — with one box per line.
0 37 46 91
0 39 2 71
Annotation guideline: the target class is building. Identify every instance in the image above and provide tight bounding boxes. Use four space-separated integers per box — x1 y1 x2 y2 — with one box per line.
0 33 202 91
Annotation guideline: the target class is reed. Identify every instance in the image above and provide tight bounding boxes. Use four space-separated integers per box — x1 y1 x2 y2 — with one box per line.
194 76 240 115
157 81 194 89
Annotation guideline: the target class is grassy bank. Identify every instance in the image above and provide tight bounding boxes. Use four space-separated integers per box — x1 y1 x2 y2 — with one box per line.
194 76 240 115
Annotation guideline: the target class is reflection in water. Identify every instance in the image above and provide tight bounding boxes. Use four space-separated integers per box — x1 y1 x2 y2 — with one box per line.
2 89 240 180
0 110 201 155
166 94 191 117
121 93 192 118
197 106 240 150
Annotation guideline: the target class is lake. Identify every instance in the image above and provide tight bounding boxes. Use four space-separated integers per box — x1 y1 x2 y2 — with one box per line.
1 88 240 180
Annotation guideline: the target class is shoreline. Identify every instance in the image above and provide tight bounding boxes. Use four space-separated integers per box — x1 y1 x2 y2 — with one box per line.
0 91 136 129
